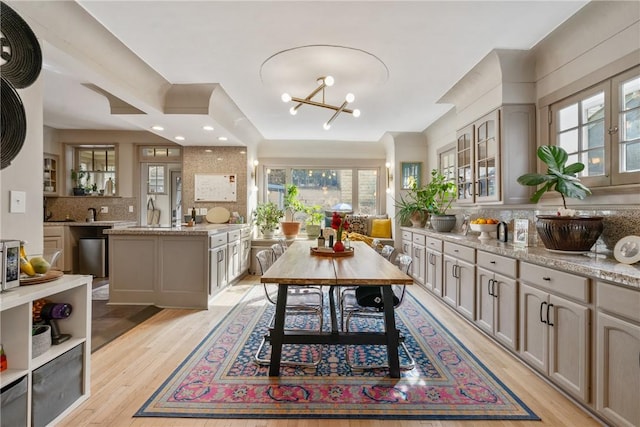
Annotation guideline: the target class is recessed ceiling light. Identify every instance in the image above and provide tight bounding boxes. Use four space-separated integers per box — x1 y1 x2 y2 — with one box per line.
203 125 214 131
151 125 164 131
175 136 185 141
218 136 228 141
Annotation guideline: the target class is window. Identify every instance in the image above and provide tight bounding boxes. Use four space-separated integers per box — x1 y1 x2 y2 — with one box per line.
147 165 166 194
438 144 456 183
75 146 116 193
262 164 383 217
550 66 640 187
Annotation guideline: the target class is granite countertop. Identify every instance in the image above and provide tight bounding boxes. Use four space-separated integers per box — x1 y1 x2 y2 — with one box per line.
44 220 137 227
104 223 248 236
403 227 640 289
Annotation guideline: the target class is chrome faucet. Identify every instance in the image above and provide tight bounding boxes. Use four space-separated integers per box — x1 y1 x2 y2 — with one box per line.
87 208 97 222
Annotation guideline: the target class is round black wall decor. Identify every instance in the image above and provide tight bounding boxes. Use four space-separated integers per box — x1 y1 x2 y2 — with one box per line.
0 1 43 89
1 77 27 170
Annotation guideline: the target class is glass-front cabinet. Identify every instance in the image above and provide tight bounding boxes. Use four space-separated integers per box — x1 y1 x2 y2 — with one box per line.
43 153 59 196
456 105 535 206
474 110 500 203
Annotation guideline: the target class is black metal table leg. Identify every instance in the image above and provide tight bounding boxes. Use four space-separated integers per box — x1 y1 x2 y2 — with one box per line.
329 285 339 333
381 285 401 378
268 283 288 376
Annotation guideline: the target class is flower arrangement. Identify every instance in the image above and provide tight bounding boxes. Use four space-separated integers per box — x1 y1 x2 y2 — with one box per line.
331 211 350 251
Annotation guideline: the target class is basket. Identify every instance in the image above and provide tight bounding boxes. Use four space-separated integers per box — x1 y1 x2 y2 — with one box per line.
32 325 51 359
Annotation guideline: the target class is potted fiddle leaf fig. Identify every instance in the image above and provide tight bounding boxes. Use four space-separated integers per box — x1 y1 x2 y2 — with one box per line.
517 145 603 251
281 184 305 238
253 202 284 239
425 169 457 232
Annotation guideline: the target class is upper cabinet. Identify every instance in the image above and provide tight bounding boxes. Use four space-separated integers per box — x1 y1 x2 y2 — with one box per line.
43 153 59 196
456 104 535 205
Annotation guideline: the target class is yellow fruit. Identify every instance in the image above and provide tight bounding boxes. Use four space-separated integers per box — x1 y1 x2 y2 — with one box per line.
20 257 36 276
30 257 50 274
20 244 27 259
477 218 487 224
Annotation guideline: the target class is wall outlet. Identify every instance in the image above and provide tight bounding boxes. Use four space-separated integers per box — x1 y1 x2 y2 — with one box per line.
129 205 134 213
100 206 108 213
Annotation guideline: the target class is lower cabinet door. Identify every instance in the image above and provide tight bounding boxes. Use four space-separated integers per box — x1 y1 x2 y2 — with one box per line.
519 283 548 373
548 294 590 402
442 255 458 308
596 311 640 427
494 275 517 351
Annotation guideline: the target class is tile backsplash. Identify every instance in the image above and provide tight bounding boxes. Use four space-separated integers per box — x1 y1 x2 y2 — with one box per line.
45 196 137 223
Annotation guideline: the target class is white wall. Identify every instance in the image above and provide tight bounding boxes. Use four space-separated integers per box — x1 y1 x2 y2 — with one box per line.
0 79 44 254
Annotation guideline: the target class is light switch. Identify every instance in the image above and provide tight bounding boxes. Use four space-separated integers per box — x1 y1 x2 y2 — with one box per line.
129 205 134 213
100 206 108 213
10 191 26 213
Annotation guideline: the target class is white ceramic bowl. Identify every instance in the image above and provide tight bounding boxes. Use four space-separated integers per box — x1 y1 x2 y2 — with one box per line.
469 223 498 240
469 223 499 233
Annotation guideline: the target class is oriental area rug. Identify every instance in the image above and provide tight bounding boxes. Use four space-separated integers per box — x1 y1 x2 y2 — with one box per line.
136 287 539 421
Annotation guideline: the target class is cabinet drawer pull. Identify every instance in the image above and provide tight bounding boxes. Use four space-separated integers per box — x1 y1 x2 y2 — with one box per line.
547 303 554 326
490 261 496 264
488 279 494 296
542 277 551 281
540 301 547 324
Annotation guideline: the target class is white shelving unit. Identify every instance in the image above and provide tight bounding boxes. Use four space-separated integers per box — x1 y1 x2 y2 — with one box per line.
0 274 91 427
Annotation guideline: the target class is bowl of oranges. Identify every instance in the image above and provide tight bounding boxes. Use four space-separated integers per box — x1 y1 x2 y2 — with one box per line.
469 218 499 240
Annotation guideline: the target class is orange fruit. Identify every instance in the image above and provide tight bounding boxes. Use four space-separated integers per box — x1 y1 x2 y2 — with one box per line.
477 218 487 224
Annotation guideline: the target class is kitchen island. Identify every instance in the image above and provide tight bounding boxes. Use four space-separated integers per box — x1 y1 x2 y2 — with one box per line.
104 224 250 309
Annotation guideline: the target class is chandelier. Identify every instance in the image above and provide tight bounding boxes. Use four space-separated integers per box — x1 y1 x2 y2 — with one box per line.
281 76 360 130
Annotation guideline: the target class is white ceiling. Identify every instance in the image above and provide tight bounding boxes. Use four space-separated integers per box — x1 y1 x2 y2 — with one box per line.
38 1 588 146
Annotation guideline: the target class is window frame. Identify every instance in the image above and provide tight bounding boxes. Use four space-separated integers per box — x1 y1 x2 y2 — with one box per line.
258 159 387 216
548 65 640 189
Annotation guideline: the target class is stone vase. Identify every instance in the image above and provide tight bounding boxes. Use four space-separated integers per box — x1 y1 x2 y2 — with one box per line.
280 221 301 239
535 215 604 252
430 214 457 232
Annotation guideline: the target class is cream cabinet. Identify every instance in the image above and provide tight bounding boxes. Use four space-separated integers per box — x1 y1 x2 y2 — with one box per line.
519 262 590 403
595 281 640 427
411 232 426 286
209 233 228 296
455 104 535 205
425 236 443 297
442 242 475 320
227 229 241 283
240 227 251 274
43 225 69 272
475 251 518 351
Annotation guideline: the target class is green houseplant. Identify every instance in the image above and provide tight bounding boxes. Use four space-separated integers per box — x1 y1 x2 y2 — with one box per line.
253 202 284 239
304 204 324 239
517 145 603 251
394 176 430 227
425 169 457 232
281 184 305 238
70 168 86 196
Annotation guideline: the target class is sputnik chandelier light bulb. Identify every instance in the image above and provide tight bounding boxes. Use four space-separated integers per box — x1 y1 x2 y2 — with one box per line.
281 76 360 130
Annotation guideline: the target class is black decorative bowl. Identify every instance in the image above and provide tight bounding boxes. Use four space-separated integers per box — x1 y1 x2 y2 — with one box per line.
535 215 604 252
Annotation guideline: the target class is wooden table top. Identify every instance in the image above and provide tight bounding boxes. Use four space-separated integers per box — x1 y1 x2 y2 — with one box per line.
260 241 413 286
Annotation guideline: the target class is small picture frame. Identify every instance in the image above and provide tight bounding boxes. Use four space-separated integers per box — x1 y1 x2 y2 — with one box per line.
401 162 422 189
514 219 529 246
460 215 470 236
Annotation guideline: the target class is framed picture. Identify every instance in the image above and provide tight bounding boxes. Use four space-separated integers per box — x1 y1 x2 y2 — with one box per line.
460 215 470 236
401 162 422 189
514 219 529 246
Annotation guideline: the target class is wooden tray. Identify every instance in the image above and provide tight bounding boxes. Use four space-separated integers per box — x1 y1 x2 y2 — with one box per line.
20 269 64 285
310 247 355 257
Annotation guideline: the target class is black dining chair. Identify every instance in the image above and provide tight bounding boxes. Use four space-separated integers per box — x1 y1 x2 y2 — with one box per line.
254 249 324 367
340 253 415 371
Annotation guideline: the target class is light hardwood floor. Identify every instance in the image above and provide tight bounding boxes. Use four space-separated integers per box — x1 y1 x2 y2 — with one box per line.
60 276 603 427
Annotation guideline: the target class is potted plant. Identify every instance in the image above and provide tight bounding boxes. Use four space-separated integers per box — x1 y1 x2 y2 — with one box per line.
425 169 457 232
281 184 305 239
70 168 86 196
517 145 603 251
252 202 284 239
393 176 430 227
304 204 324 239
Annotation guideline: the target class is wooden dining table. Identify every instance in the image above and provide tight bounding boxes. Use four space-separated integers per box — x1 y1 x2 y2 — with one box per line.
259 240 414 378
